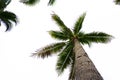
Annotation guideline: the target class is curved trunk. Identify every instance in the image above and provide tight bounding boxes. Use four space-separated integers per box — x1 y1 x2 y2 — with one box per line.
73 39 103 80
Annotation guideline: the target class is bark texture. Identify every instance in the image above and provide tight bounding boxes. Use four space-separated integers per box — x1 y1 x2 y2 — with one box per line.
73 39 103 80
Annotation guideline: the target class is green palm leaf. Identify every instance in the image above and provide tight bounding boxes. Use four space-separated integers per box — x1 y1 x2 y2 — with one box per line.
0 11 18 31
0 0 11 12
49 30 68 40
84 32 113 43
5 0 11 6
78 32 113 46
32 42 66 58
1 18 12 31
48 0 55 5
73 13 86 35
1 11 18 24
56 41 73 75
20 0 40 6
69 60 75 80
20 0 55 6
51 13 73 38
78 31 92 46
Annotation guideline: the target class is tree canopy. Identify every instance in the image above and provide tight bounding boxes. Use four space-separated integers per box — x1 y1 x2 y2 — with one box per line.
32 13 113 79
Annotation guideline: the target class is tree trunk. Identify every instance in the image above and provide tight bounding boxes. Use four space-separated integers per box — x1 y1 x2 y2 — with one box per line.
73 39 103 80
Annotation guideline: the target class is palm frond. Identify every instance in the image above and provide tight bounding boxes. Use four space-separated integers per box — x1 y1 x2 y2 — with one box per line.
78 31 91 46
0 11 18 31
73 13 86 35
1 18 12 31
5 0 11 6
78 32 113 46
68 50 75 80
49 30 68 40
68 59 75 80
20 0 40 6
51 13 73 38
114 0 120 4
0 0 11 8
32 42 66 58
51 13 66 28
48 0 55 5
0 0 7 10
56 41 74 75
84 32 113 43
1 11 18 24
0 3 4 10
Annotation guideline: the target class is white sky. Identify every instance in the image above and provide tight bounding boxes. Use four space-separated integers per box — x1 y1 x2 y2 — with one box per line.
0 0 120 80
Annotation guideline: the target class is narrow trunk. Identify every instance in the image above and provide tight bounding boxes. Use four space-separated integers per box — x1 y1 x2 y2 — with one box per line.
73 39 103 80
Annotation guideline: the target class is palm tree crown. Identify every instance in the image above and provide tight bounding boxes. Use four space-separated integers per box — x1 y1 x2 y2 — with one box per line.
0 0 18 31
32 13 113 79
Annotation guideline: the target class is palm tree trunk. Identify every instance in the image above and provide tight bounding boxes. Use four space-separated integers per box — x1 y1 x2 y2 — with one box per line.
73 39 103 80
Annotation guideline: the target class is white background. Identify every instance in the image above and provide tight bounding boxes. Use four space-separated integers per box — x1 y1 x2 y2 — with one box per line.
0 0 120 80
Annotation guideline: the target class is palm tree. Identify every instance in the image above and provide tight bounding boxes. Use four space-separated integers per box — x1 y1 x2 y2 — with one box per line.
0 0 18 31
20 0 55 5
32 13 113 80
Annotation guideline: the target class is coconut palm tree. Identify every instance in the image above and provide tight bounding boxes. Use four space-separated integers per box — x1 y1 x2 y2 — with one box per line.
20 0 55 5
0 0 18 31
32 13 113 80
